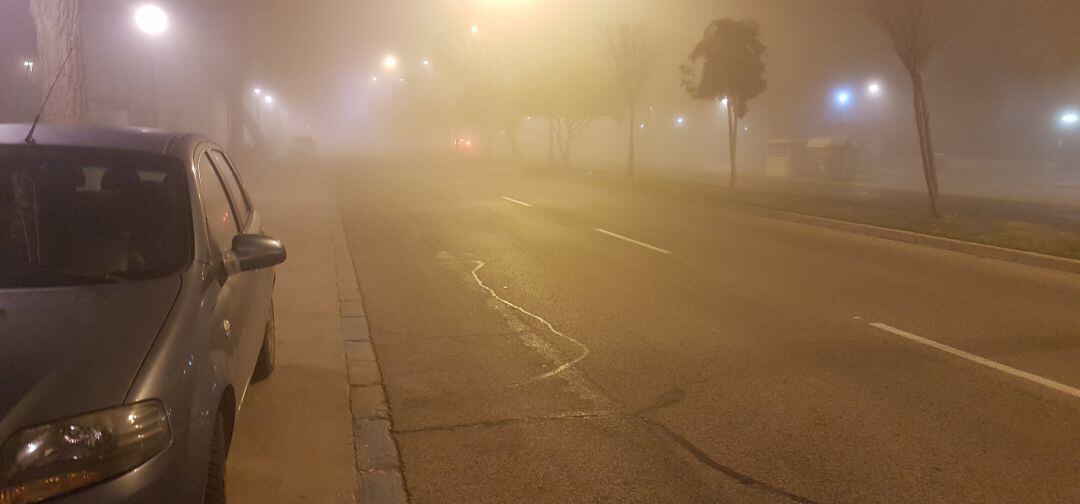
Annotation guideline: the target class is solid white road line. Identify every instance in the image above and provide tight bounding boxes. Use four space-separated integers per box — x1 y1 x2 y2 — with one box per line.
501 196 533 207
870 322 1080 400
594 228 673 255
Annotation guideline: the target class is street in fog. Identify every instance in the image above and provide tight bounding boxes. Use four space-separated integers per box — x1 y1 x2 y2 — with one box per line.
329 159 1080 504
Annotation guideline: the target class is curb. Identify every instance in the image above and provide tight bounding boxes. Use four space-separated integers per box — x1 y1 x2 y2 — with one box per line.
554 172 1080 276
328 198 409 504
761 208 1080 275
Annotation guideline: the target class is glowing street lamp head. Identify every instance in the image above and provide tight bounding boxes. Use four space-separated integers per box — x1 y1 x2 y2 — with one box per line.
383 55 398 70
470 24 480 36
23 60 34 72
134 4 168 37
835 90 852 106
264 95 274 105
867 82 882 96
422 59 431 66
253 88 262 96
1061 111 1079 126
675 116 686 126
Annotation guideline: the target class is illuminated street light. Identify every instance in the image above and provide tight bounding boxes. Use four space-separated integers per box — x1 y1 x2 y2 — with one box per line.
253 88 262 96
135 4 168 127
835 90 852 107
22 59 34 73
1061 111 1079 127
371 76 378 82
470 24 480 36
422 59 431 66
134 4 168 37
867 82 882 96
264 95 274 105
675 116 686 126
383 55 398 70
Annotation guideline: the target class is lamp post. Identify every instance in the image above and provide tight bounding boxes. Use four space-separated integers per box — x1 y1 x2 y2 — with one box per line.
134 4 168 127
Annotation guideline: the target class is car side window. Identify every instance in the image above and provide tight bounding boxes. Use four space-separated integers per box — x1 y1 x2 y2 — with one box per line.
208 150 252 228
198 153 241 255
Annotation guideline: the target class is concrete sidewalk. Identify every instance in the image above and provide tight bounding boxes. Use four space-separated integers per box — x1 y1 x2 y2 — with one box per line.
224 165 358 503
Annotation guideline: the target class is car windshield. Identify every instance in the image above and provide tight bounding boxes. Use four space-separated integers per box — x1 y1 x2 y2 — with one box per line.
0 146 192 288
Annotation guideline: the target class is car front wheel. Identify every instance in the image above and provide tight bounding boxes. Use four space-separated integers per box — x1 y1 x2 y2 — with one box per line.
204 413 227 504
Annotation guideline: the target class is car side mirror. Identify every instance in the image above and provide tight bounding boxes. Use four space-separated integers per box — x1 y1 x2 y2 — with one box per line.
224 234 287 275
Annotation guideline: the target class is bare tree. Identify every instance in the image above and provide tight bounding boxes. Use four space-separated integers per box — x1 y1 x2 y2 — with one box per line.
544 58 618 168
862 0 969 217
28 0 87 123
601 23 661 177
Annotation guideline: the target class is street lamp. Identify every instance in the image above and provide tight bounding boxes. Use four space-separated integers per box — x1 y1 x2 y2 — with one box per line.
383 55 398 70
253 88 262 96
1060 111 1079 128
134 4 168 37
264 95 274 105
135 4 168 127
867 81 883 97
22 59 34 74
470 24 480 36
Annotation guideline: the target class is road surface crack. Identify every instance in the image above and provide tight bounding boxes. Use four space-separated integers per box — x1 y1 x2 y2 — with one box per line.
393 411 618 435
469 260 590 383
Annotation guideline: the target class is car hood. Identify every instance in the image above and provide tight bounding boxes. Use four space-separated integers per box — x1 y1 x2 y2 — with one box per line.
0 275 181 444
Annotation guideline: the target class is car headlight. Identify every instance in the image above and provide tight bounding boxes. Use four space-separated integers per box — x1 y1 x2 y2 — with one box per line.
0 401 170 504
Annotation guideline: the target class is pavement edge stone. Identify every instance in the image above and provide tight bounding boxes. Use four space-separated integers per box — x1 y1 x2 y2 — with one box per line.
328 190 409 504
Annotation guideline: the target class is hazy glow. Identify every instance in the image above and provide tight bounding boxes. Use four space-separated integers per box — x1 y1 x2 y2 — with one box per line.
835 90 852 106
1062 112 1079 125
675 116 686 126
471 24 480 35
867 82 882 96
383 55 399 70
23 60 33 72
253 88 262 95
134 4 168 37
264 95 274 104
422 59 431 66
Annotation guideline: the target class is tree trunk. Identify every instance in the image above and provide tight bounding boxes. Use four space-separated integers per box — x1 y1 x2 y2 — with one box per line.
627 100 637 178
727 102 739 189
29 0 87 124
910 71 941 217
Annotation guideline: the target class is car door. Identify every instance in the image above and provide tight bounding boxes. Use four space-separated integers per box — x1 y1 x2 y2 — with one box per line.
195 149 257 399
205 149 271 395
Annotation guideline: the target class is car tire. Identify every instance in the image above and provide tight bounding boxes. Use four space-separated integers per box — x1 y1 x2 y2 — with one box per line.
204 413 227 504
252 301 276 382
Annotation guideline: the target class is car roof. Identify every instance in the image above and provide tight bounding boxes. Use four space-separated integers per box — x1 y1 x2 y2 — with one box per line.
0 123 212 160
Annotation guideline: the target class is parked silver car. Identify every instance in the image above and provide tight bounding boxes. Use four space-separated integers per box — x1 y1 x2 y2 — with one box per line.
0 124 285 503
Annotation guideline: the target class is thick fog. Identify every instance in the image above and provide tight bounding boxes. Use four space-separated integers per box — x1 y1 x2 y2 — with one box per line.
2 0 1079 202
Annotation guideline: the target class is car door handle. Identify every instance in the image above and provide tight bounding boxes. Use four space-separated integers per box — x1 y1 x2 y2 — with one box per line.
223 320 232 340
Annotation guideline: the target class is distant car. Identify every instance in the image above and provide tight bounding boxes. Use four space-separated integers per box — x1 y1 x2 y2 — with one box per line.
0 124 286 504
287 135 317 160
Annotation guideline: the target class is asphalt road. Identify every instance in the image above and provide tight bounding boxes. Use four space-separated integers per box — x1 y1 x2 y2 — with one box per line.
334 160 1080 504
